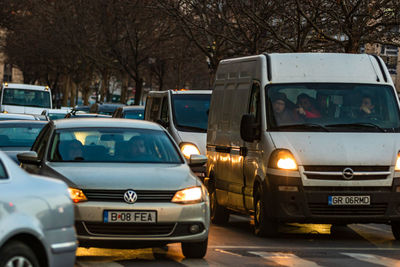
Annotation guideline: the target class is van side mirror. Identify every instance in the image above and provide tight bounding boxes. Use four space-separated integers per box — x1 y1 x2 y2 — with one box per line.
17 151 41 165
156 119 169 128
189 154 207 167
240 114 258 142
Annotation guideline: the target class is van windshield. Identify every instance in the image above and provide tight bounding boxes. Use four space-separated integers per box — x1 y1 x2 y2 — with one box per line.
267 83 400 132
172 94 211 133
2 88 51 108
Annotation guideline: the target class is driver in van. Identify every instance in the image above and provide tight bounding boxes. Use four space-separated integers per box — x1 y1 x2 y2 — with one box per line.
271 92 298 125
359 95 375 117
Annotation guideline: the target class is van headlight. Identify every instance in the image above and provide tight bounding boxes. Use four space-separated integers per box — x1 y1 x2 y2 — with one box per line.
396 153 400 171
268 149 298 170
180 143 200 159
68 188 87 203
172 186 203 204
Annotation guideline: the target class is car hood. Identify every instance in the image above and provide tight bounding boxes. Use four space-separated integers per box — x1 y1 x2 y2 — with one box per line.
2 105 46 115
269 132 400 166
46 162 199 190
177 131 207 155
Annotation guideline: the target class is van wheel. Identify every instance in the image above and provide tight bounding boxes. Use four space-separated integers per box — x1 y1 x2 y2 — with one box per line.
209 184 230 224
181 238 208 258
0 241 40 267
254 189 279 237
391 222 400 240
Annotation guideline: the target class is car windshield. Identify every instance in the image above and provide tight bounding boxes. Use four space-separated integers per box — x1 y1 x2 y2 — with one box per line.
267 83 400 132
48 113 66 120
0 124 45 147
124 110 144 119
49 128 183 163
2 88 51 108
172 94 210 132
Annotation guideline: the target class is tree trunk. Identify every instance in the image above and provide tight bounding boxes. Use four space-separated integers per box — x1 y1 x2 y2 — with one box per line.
62 75 70 107
134 78 143 105
100 70 109 103
120 73 129 104
70 79 76 107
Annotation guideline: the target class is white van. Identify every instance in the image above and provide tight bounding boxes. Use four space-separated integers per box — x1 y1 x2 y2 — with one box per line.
145 89 212 177
0 83 52 114
206 53 400 238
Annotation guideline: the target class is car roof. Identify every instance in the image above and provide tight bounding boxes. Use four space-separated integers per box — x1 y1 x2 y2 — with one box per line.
0 120 47 125
122 106 145 110
148 90 212 96
53 118 163 130
0 113 36 119
48 109 69 114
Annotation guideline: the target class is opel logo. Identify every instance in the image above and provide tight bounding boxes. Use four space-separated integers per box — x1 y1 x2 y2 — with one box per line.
342 168 354 180
123 190 137 204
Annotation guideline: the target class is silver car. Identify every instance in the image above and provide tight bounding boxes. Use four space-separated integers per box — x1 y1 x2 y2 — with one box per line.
0 151 76 267
18 118 210 258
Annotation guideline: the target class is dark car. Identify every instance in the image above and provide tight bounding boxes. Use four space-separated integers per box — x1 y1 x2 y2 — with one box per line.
90 103 125 115
64 112 111 119
112 105 144 120
73 105 90 113
0 120 47 162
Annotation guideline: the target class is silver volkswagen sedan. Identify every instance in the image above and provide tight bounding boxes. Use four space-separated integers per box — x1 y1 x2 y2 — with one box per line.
0 151 76 267
18 118 210 258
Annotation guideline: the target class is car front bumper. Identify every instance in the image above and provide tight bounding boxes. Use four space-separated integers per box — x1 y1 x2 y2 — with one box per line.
74 201 210 248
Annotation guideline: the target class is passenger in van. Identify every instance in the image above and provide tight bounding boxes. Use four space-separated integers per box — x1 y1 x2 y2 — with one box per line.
296 93 321 119
271 93 298 124
358 95 376 117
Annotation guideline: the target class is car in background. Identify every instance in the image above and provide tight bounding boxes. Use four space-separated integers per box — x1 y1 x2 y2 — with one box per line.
145 90 212 178
18 118 209 258
89 103 124 115
0 120 47 162
0 113 40 121
42 109 70 120
0 150 76 267
64 112 111 119
72 105 90 113
112 106 144 120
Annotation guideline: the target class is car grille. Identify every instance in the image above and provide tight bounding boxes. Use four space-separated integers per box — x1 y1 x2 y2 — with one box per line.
308 203 388 216
83 189 176 202
304 186 391 192
84 222 176 236
302 166 391 181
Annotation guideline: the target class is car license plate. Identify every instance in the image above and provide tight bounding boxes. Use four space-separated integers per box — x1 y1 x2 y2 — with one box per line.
328 196 370 206
104 210 157 223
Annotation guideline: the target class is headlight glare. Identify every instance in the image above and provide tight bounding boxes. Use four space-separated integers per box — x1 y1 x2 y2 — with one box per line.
172 187 203 204
180 143 200 159
68 188 87 203
396 153 400 171
269 149 298 170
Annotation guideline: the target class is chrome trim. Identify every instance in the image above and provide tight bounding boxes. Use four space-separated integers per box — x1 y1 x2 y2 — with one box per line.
303 171 391 176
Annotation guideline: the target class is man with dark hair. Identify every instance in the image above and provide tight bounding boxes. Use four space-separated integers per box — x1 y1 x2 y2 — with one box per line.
271 92 297 125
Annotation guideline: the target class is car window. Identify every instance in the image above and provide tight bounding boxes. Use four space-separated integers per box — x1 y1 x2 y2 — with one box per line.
124 110 144 120
0 124 45 147
49 128 183 163
0 161 8 179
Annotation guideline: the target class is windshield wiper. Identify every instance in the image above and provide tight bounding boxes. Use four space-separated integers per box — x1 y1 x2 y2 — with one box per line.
176 124 207 133
325 123 385 132
276 123 329 132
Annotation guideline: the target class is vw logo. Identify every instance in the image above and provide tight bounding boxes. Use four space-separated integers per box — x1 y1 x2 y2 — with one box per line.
342 168 354 180
123 190 137 204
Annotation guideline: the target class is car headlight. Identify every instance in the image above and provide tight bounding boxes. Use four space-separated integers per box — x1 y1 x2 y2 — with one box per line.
180 143 200 159
68 188 87 203
172 186 203 204
396 153 400 171
268 149 298 170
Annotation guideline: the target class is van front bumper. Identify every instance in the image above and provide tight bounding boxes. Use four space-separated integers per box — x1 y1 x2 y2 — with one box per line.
266 174 400 223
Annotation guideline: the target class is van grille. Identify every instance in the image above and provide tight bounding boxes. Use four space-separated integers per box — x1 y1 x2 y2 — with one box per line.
302 166 391 181
84 222 175 236
83 189 176 202
309 203 388 216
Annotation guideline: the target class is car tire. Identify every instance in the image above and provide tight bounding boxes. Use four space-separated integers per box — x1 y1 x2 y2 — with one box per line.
391 222 400 240
209 182 230 224
254 188 279 237
0 241 40 267
181 238 208 259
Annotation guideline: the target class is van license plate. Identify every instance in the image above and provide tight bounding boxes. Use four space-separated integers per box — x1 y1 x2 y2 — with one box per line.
328 196 370 206
104 211 157 223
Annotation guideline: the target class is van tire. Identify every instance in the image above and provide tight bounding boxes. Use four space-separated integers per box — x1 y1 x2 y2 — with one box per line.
391 222 400 240
209 184 230 224
181 238 208 258
0 241 40 267
254 189 279 237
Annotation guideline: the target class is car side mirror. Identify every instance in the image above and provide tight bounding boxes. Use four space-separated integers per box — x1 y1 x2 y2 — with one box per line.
189 154 207 167
17 151 41 165
240 114 259 142
156 119 169 128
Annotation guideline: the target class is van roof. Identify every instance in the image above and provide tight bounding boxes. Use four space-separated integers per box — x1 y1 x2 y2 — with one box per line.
218 53 393 85
2 83 51 91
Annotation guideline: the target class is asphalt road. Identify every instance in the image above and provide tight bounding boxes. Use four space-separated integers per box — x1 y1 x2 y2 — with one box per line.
75 215 400 266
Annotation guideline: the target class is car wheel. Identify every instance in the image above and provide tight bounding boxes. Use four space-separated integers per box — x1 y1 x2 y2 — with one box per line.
254 188 279 237
0 241 39 267
391 222 400 240
181 238 208 258
209 183 230 224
